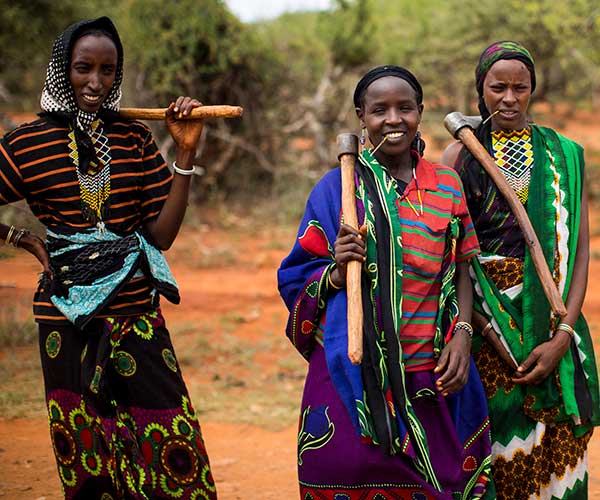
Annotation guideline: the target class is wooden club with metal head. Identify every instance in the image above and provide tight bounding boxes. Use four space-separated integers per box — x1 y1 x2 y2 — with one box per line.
337 133 363 365
444 111 567 318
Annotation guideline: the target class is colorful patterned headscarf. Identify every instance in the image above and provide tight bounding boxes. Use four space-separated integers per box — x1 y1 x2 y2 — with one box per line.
40 17 123 174
475 41 535 118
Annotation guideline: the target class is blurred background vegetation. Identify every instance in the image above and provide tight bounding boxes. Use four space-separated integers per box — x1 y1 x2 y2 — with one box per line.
1 0 599 222
1 0 600 438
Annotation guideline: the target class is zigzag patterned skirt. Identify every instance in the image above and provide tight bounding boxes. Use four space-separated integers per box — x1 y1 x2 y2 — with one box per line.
475 258 592 500
38 310 216 500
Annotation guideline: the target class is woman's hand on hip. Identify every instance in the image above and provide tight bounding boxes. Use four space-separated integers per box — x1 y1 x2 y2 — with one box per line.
20 232 51 276
165 96 204 152
434 329 472 396
330 223 367 288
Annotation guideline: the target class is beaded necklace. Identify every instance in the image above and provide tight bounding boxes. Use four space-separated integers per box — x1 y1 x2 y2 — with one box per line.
68 119 111 231
491 127 534 204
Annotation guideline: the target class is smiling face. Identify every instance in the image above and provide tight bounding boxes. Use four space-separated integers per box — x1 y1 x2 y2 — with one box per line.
357 76 423 169
69 34 118 114
483 58 532 131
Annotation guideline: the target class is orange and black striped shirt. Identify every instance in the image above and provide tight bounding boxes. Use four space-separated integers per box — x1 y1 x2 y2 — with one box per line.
0 116 173 324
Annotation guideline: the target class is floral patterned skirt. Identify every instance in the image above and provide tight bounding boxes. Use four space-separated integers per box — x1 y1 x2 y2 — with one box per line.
39 310 216 500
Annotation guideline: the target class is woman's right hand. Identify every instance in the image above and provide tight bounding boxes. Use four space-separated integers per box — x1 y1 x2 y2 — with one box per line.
330 223 367 288
166 96 204 153
19 232 51 276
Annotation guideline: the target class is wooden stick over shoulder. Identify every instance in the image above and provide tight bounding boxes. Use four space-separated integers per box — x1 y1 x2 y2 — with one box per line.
444 111 567 317
337 133 363 364
119 105 243 121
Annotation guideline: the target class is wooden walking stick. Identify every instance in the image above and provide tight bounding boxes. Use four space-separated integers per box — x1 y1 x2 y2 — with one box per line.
119 105 243 121
444 111 567 317
337 133 363 365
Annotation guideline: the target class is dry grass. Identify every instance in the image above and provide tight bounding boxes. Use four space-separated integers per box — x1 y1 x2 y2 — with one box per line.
0 347 46 419
171 317 305 431
0 288 37 347
0 314 306 429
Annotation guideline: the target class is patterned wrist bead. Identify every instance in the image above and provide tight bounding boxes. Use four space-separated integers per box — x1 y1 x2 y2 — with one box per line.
454 321 474 338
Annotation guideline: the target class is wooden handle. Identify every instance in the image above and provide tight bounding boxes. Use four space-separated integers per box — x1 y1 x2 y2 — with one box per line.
338 133 363 365
119 105 243 121
457 127 567 317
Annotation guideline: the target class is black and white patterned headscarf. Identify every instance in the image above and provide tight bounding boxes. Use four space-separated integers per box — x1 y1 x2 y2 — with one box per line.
40 17 123 174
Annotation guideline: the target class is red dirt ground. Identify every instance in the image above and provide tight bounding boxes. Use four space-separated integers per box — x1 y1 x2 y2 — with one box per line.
1 105 600 498
0 225 600 499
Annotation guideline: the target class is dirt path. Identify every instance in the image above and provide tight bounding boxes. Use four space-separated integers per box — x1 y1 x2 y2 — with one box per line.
1 222 600 499
0 418 299 499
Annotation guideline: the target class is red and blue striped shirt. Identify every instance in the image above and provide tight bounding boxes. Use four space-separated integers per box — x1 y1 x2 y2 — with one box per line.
396 157 479 371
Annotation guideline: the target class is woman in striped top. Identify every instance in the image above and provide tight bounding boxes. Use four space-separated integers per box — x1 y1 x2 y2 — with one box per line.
278 66 492 499
0 17 217 499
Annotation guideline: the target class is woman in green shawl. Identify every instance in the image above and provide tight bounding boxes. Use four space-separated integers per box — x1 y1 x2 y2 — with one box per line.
442 40 599 500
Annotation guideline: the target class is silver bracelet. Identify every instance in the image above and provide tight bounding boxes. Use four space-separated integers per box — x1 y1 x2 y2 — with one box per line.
555 323 575 339
12 228 29 247
172 161 196 176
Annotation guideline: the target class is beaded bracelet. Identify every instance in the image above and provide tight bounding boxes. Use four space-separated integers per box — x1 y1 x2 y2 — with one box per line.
172 161 196 176
454 321 474 338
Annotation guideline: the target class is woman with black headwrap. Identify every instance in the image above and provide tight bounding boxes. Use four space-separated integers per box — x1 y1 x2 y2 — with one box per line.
442 40 599 499
278 65 492 499
0 17 217 499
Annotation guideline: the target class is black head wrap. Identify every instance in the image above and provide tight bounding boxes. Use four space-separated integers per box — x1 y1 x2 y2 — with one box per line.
40 17 123 174
353 65 425 155
353 65 423 109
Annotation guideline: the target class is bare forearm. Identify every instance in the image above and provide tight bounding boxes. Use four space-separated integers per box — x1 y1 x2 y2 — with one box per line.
145 97 205 250
456 260 473 323
562 188 590 327
0 223 12 243
471 309 488 332
145 148 195 250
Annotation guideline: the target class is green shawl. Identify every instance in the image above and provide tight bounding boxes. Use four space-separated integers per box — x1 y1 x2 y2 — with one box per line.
471 124 599 434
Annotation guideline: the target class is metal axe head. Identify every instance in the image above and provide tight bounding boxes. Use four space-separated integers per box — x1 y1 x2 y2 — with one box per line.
444 112 483 139
337 133 358 160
